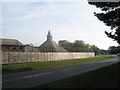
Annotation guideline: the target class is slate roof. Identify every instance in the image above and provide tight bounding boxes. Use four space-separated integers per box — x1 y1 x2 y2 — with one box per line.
39 40 67 52
39 31 67 52
24 44 39 52
0 38 23 46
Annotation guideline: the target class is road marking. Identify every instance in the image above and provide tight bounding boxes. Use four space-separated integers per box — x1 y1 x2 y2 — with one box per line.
3 72 53 82
63 67 76 71
3 78 23 82
23 72 53 78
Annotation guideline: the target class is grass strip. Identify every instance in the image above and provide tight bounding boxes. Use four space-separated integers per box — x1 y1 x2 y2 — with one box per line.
33 63 119 88
2 55 115 74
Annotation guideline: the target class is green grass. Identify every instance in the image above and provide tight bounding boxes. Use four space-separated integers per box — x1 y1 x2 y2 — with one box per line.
2 55 115 74
33 63 119 88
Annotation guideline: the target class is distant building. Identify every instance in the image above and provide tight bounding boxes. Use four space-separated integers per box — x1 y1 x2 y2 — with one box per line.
39 30 67 52
24 44 39 52
1 31 67 52
0 39 40 52
0 38 24 52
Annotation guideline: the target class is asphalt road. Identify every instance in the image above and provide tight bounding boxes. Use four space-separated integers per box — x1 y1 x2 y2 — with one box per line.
2 57 119 88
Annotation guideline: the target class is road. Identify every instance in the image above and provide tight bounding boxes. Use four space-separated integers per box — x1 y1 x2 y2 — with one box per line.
2 57 119 88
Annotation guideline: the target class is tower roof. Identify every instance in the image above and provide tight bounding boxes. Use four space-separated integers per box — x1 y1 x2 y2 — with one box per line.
47 30 52 40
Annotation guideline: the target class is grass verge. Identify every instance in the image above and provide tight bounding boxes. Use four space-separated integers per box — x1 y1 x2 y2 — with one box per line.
32 63 119 88
2 55 115 74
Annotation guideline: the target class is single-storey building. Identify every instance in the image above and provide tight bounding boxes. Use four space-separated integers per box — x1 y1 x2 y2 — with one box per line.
0 38 24 52
39 31 67 52
0 38 40 52
24 44 39 52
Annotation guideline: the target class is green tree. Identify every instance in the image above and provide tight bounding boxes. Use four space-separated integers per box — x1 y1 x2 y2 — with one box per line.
108 46 120 54
58 40 101 53
58 40 69 48
73 40 86 52
89 45 100 55
88 1 120 44
58 40 73 52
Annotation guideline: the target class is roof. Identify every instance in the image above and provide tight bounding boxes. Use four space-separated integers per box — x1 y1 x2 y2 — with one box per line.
0 38 23 46
24 45 39 52
39 40 67 52
47 30 53 40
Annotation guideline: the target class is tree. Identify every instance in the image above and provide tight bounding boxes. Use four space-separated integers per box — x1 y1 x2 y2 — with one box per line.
89 45 100 55
88 1 120 44
58 40 70 46
74 40 86 52
108 46 120 54
99 49 109 55
58 40 102 54
58 40 73 52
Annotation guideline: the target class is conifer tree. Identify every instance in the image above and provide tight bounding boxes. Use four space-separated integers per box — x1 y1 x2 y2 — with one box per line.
88 1 120 44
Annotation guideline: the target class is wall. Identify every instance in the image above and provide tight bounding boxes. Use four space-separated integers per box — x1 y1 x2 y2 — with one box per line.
1 52 95 64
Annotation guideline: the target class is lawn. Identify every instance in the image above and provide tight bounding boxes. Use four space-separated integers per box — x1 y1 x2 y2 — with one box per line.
32 63 119 88
2 55 115 74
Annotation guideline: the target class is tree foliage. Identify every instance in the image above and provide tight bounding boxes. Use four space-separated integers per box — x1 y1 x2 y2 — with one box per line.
108 46 120 54
88 1 120 44
58 40 107 55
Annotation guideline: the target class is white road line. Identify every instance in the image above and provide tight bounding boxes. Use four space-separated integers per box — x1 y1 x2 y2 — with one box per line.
63 67 76 71
22 72 53 78
3 72 53 82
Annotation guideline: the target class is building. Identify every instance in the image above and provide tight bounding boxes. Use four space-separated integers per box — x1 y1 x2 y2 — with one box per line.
24 44 39 52
39 30 67 52
1 31 67 52
0 38 24 52
0 38 41 52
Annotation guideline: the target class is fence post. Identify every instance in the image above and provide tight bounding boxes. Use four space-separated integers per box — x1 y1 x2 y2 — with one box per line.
12 52 15 64
17 52 19 63
27 52 29 63
47 52 48 61
21 52 23 63
39 52 41 62
8 52 9 64
34 52 36 63
24 52 26 63
34 52 35 62
3 52 5 64
26 52 28 63
41 52 42 61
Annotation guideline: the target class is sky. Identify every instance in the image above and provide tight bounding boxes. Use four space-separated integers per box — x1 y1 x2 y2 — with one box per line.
1 0 118 50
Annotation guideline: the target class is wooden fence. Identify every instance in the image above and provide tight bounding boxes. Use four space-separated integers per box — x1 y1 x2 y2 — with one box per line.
1 52 95 64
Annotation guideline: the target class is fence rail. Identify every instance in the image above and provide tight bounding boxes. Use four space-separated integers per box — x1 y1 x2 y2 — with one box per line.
1 52 95 64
